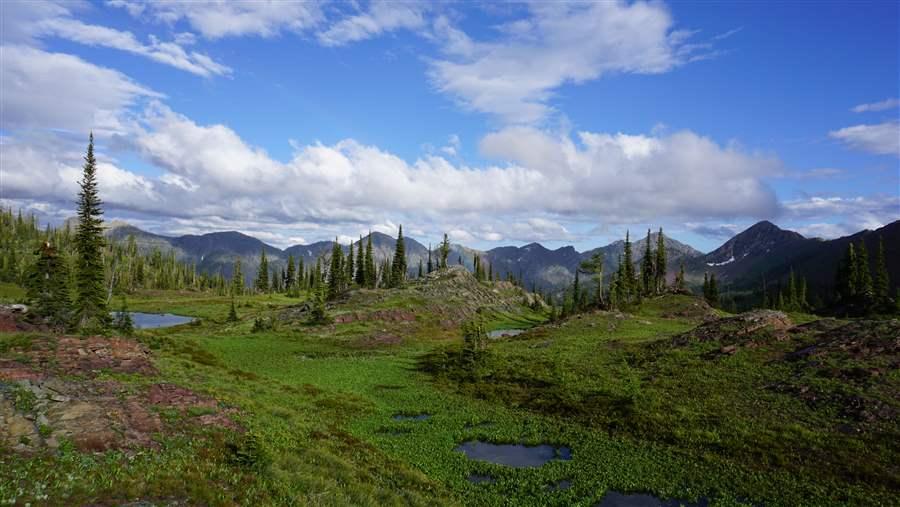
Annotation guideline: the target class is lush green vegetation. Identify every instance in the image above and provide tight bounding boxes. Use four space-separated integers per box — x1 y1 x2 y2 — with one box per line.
2 285 896 506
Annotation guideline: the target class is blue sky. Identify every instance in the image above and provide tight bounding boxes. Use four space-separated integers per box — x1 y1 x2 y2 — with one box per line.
1 0 898 252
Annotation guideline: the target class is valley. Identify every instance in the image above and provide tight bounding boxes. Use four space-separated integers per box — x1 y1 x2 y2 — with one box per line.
1 267 897 506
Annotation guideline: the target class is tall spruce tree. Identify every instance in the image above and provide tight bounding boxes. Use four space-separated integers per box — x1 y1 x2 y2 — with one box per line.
346 240 355 286
873 236 891 303
328 239 344 299
74 133 109 329
255 249 269 293
675 263 685 292
426 244 433 273
655 227 667 293
390 225 407 287
572 270 581 312
355 236 366 285
707 274 719 307
364 233 376 289
622 231 636 303
835 242 857 300
641 229 655 296
232 259 244 295
439 233 451 269
856 239 874 301
286 255 296 293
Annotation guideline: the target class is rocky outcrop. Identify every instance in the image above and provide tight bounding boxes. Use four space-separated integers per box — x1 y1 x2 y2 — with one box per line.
672 310 792 348
0 335 240 454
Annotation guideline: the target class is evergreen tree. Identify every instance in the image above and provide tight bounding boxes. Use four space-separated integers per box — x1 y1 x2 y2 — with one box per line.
835 242 857 300
655 227 667 293
112 297 134 335
380 258 392 288
873 236 890 302
286 255 296 293
418 259 423 278
641 229 655 296
390 225 407 287
309 283 330 324
426 244 434 273
706 273 719 308
346 240 355 286
856 239 874 301
622 231 636 303
328 239 344 300
365 233 376 288
572 270 581 312
227 295 239 323
488 262 493 282
355 236 366 286
439 233 451 268
255 249 269 293
799 277 808 311
232 259 244 295
579 252 604 308
26 241 72 328
74 133 109 330
787 268 798 310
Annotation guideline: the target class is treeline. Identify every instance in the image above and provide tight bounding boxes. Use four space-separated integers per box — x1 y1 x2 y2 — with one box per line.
0 209 218 295
833 237 894 315
548 228 681 320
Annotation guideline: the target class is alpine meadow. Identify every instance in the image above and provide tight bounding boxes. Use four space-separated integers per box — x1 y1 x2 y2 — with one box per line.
1 1 898 506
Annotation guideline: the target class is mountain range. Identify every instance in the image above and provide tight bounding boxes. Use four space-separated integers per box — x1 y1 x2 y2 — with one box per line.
105 219 900 305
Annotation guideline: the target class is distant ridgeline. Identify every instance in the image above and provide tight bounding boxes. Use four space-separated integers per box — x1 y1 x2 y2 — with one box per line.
3 206 898 315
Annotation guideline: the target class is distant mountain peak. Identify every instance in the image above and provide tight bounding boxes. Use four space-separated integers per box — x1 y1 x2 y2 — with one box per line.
704 221 805 266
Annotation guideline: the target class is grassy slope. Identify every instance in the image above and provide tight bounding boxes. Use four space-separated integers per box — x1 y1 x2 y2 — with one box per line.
1 287 897 506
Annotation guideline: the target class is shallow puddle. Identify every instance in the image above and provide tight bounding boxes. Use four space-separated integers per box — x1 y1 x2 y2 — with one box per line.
596 491 709 507
117 312 195 329
488 329 525 339
467 474 495 484
392 413 431 421
455 441 571 467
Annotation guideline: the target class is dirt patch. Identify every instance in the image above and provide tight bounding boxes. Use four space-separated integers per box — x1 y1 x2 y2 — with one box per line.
353 333 403 348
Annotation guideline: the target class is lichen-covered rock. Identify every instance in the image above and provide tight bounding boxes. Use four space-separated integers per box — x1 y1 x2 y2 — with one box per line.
0 335 241 455
673 310 792 347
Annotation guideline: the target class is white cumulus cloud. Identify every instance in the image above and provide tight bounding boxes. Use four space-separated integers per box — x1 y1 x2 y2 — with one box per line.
829 121 900 157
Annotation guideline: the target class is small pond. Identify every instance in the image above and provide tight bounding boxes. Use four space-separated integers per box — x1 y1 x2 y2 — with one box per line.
115 312 196 329
596 491 709 507
455 441 571 468
488 329 526 339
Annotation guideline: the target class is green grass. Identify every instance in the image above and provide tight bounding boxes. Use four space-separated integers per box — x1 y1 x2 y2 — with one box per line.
1 289 896 506
0 282 26 303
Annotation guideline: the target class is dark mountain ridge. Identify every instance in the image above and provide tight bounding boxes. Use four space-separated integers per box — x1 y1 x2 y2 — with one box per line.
103 220 900 299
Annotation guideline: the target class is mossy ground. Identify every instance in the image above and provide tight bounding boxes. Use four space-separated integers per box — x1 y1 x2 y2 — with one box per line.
1 286 896 506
